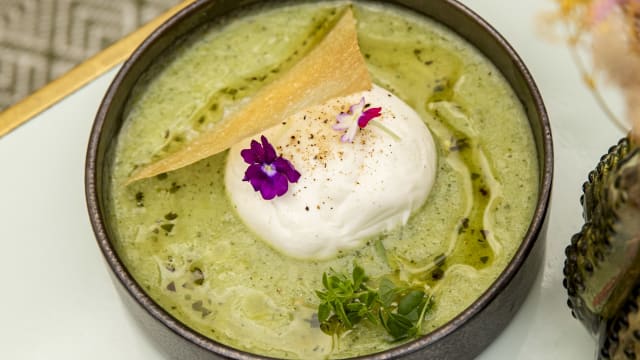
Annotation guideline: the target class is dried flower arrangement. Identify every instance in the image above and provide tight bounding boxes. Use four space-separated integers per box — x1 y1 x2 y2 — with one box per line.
554 1 640 359
553 0 640 140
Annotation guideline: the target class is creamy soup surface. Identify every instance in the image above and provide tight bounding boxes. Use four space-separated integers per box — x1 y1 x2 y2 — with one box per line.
107 2 539 358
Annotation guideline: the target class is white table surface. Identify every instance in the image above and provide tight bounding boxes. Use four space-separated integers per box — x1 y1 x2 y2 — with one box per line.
0 0 626 359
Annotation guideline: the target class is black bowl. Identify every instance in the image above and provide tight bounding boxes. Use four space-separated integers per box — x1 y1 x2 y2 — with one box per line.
86 1 552 359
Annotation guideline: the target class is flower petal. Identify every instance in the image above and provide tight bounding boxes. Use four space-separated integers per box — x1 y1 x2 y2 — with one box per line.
250 139 264 162
333 113 352 128
242 163 261 181
336 111 353 122
274 157 301 182
261 135 277 163
241 148 257 164
243 164 265 191
358 107 382 128
350 97 366 115
341 123 359 143
272 173 290 197
250 177 266 193
259 180 278 200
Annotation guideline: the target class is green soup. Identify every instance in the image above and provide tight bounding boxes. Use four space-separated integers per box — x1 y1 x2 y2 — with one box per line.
106 2 539 359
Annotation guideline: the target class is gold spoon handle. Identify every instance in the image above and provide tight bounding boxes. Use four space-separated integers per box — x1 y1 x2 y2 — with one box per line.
0 0 194 138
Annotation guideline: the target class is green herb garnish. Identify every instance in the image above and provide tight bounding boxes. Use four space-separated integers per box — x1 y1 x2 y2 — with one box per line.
315 264 433 342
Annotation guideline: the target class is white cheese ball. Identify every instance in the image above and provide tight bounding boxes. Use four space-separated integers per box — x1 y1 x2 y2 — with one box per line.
225 85 437 259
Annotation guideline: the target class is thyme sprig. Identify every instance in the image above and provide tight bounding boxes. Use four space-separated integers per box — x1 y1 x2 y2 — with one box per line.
315 264 433 342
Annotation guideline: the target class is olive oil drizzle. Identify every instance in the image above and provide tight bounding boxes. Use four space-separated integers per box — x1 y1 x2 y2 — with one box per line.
357 31 501 286
389 99 502 287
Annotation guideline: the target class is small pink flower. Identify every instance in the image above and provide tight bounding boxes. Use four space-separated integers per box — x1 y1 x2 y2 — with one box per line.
358 106 382 128
333 97 382 143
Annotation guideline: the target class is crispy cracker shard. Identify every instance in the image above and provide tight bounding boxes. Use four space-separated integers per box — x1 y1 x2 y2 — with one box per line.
128 8 372 184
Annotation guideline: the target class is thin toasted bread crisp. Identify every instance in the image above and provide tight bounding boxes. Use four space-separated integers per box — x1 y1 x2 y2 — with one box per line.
128 9 371 183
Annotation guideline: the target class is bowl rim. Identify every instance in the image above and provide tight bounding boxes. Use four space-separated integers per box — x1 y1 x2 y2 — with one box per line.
85 0 553 359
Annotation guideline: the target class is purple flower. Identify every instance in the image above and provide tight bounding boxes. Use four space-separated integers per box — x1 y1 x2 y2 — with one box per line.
241 135 301 200
333 97 382 142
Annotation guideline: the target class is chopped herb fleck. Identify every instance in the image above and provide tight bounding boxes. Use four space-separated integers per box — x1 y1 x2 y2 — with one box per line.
165 262 175 272
223 88 238 96
164 212 178 221
458 217 470 234
449 138 470 152
431 268 444 280
161 223 174 233
192 300 212 318
191 267 205 286
169 182 182 193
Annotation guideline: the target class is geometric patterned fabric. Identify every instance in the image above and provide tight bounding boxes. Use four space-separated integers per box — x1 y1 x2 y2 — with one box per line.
0 0 179 110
